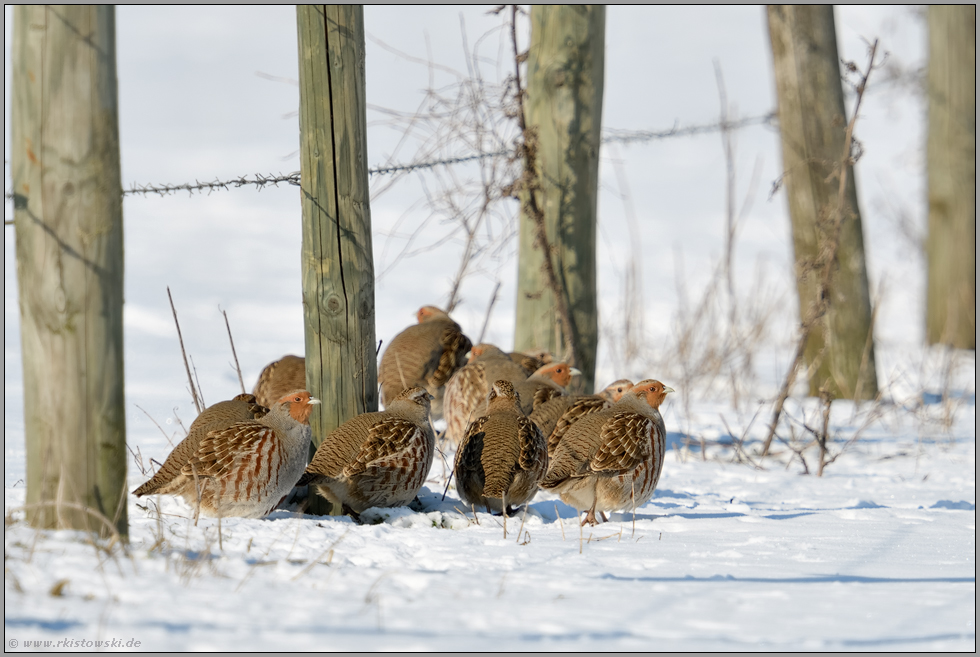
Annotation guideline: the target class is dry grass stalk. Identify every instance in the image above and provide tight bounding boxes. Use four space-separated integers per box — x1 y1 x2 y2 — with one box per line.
221 307 246 395
554 503 566 541
167 286 203 415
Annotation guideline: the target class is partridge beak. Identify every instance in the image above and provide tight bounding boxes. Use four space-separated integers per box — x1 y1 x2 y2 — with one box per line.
308 397 322 405
663 386 675 395
570 368 582 377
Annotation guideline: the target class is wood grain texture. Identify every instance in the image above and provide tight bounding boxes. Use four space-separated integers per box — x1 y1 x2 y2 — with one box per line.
926 5 975 349
767 5 878 399
297 6 377 474
12 6 127 536
515 5 604 394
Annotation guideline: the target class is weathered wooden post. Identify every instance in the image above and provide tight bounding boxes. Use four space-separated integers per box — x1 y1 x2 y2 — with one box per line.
767 5 878 399
297 5 377 513
12 5 128 536
515 5 604 393
926 5 975 349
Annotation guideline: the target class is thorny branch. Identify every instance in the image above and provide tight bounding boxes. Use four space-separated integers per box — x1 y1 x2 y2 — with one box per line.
761 40 881 459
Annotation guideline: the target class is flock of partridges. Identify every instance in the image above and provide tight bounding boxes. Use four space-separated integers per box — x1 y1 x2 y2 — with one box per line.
134 306 673 526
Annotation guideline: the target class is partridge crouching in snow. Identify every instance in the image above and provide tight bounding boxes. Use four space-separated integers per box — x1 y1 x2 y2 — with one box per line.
540 379 673 526
453 380 548 514
177 391 319 519
252 355 306 408
134 393 268 499
378 306 471 419
298 387 435 516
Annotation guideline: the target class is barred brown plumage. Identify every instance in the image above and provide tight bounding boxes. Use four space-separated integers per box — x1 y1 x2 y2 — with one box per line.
442 344 531 445
252 355 306 408
133 393 268 499
540 379 673 526
537 378 635 458
178 390 318 519
299 387 435 516
453 380 548 514
377 306 471 420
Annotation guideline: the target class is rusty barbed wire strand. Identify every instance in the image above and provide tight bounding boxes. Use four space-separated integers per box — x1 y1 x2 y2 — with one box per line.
4 112 775 209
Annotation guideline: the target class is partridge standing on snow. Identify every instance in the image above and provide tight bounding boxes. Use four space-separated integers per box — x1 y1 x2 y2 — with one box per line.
377 306 472 419
453 380 548 514
530 378 635 458
540 379 673 526
253 355 306 408
442 344 532 445
178 390 319 518
134 393 268 499
298 387 435 516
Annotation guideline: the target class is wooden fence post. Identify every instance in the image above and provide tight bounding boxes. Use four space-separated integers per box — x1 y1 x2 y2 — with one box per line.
926 5 976 349
297 5 377 513
767 5 878 400
12 5 127 536
515 5 604 393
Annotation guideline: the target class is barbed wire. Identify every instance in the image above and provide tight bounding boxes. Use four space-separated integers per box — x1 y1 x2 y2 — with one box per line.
124 171 301 197
601 112 776 144
4 112 775 205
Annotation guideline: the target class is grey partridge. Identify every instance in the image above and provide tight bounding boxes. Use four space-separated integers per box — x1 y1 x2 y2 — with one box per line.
166 391 318 518
453 380 548 514
515 362 580 414
253 355 306 408
530 378 635 458
540 379 673 526
509 350 552 376
442 344 531 445
378 306 471 420
134 393 267 499
298 387 435 515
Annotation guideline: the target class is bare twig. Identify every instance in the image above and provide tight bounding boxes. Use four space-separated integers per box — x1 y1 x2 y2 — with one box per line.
167 287 203 415
477 281 502 344
762 40 880 457
221 307 246 395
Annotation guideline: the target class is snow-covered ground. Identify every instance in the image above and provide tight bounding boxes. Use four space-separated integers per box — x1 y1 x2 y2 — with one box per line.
4 383 976 651
4 6 976 652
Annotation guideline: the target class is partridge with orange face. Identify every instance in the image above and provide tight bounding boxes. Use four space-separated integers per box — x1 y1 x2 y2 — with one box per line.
298 387 435 515
453 380 548 514
515 362 581 413
378 306 471 419
134 393 268 499
175 390 319 518
252 355 306 409
540 380 673 526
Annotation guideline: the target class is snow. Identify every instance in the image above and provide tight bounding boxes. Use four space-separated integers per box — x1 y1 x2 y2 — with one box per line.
4 403 976 651
4 5 976 652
